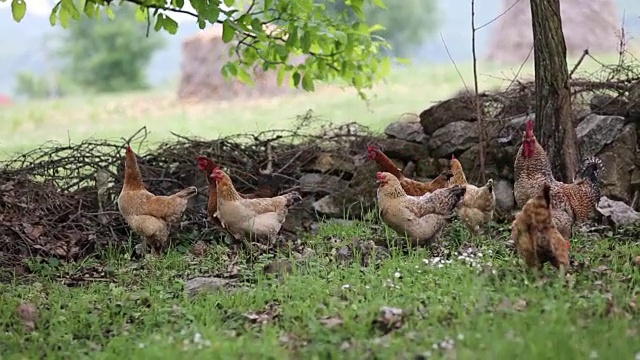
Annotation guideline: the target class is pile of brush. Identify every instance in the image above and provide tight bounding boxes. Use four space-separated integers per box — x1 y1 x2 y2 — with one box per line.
0 113 393 269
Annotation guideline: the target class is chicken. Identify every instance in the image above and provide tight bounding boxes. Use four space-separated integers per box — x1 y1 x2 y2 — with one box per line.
197 156 278 223
511 183 570 272
212 167 302 243
367 145 453 196
513 118 604 238
376 171 466 246
513 118 557 209
458 179 496 233
118 146 198 255
449 154 467 186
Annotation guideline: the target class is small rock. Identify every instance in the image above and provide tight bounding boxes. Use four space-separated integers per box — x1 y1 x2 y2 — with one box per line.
428 121 478 158
597 124 637 202
373 138 431 162
596 196 640 226
384 121 426 143
589 94 630 117
298 173 349 195
185 277 233 297
576 114 628 158
312 195 342 217
419 95 479 135
416 157 449 178
304 152 355 174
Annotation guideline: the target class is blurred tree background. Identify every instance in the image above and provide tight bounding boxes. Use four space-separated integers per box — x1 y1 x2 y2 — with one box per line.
14 3 166 98
323 0 440 57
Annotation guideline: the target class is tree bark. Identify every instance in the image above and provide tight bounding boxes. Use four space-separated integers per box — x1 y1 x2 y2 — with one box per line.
530 0 579 183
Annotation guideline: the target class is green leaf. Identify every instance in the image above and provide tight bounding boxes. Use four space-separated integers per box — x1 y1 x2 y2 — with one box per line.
61 0 80 20
154 13 164 32
379 56 392 78
368 24 385 33
371 0 387 9
301 73 314 91
134 5 147 21
223 0 234 7
222 20 235 43
203 2 220 23
292 71 301 87
105 6 115 20
236 67 254 86
49 2 61 25
11 0 27 22
276 66 287 87
163 15 178 34
172 0 184 8
300 31 312 53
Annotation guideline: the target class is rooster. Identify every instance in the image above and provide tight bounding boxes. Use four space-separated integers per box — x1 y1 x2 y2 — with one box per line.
511 183 570 273
514 118 603 237
458 179 496 234
367 145 453 196
449 154 467 186
376 172 466 246
118 146 198 255
212 167 302 243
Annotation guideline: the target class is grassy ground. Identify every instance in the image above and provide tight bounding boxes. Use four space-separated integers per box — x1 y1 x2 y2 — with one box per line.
0 52 631 157
2 220 639 359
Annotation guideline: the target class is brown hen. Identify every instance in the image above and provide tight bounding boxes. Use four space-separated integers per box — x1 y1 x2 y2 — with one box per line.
376 172 466 246
213 168 302 243
449 154 467 186
368 145 452 196
458 179 496 233
118 146 198 255
511 183 570 272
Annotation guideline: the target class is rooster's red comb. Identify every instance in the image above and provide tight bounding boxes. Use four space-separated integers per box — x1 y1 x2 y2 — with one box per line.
525 118 534 133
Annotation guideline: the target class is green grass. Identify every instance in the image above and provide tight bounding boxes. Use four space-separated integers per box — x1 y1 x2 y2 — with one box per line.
2 221 639 359
0 52 633 156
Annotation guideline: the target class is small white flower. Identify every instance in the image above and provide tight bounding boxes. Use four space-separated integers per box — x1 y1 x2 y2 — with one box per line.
394 271 401 278
342 284 350 289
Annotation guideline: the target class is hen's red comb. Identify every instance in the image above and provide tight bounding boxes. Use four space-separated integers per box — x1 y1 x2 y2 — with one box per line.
451 154 456 160
367 145 378 152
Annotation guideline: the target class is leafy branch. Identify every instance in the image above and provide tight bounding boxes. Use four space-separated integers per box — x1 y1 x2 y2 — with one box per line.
11 0 395 100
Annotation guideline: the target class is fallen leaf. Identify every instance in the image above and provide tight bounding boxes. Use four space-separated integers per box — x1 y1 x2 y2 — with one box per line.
243 302 280 324
372 306 404 334
593 265 610 274
633 255 640 267
190 241 207 257
318 315 344 328
16 302 38 332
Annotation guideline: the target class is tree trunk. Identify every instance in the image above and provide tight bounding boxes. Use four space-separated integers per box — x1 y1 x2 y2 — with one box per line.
530 0 579 183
